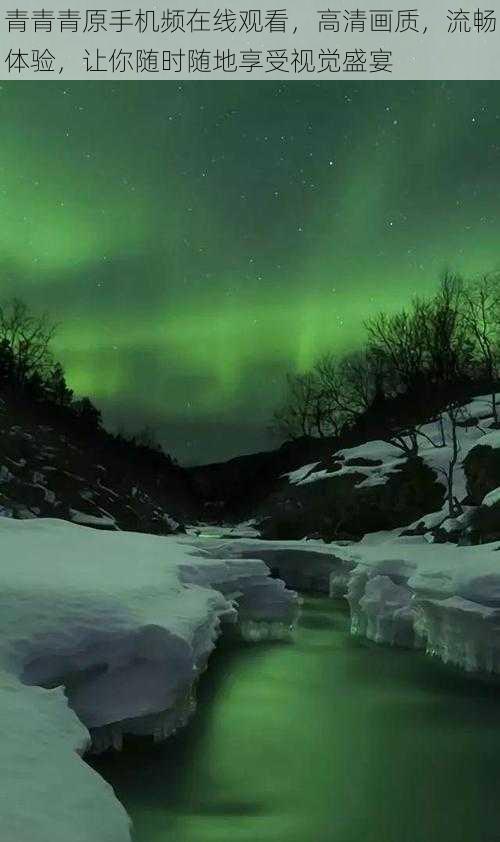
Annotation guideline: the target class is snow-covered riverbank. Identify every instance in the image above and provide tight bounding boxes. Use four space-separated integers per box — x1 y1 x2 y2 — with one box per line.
198 392 500 676
0 518 297 842
5 520 500 842
192 531 500 675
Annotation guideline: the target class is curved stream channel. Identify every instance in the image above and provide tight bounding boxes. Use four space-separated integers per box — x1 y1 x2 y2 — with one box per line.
92 596 500 842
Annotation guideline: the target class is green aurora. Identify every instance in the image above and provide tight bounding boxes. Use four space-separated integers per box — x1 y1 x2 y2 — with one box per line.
1 80 500 462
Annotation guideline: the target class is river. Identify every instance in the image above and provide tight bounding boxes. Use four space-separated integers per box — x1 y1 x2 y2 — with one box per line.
92 596 500 842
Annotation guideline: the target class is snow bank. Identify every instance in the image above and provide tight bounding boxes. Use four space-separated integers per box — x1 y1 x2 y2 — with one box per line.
194 530 500 679
183 536 355 595
0 518 298 842
185 519 261 539
332 533 500 675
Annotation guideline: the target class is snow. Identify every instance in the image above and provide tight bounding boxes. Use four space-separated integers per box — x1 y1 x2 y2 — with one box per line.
185 520 261 539
69 509 117 528
194 525 500 678
284 462 320 484
0 673 131 842
0 518 298 842
2 391 500 841
465 393 500 421
337 440 402 464
475 429 500 450
330 533 500 674
290 441 409 488
182 536 355 596
298 467 332 484
483 487 500 507
0 464 14 482
287 394 500 506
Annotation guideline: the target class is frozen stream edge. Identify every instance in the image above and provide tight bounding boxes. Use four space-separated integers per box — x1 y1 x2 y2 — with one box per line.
0 520 298 842
194 535 500 677
3 519 500 842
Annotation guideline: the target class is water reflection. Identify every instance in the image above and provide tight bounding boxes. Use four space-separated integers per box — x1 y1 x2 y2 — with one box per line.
92 597 500 842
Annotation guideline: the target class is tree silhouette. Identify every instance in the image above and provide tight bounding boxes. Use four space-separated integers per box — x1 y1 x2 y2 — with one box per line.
0 298 57 391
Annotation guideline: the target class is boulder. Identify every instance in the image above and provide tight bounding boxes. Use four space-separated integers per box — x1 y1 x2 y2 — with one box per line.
464 444 500 505
257 457 444 541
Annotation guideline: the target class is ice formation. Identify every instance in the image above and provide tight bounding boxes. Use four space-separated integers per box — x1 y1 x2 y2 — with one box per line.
203 532 500 678
0 517 298 842
185 536 355 595
343 535 500 676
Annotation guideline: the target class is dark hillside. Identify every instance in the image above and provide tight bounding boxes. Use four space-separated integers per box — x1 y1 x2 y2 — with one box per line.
0 392 200 532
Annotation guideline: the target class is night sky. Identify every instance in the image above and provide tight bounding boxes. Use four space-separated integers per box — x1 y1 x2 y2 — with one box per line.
1 81 500 463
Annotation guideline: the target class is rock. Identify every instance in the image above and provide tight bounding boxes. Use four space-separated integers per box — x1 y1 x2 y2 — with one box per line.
469 502 500 544
464 443 500 505
256 457 444 541
0 401 198 532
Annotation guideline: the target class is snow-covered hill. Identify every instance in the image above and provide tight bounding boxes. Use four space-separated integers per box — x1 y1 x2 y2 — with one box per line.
288 393 498 508
255 393 500 541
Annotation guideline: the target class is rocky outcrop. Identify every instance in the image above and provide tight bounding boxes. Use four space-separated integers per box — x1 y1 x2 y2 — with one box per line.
0 405 198 533
469 502 500 544
464 443 500 505
256 457 444 541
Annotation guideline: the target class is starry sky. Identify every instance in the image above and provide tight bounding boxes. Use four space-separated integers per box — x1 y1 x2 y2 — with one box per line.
1 81 500 464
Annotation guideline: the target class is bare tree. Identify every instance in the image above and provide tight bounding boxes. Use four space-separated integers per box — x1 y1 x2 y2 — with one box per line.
423 272 472 386
272 272 496 450
366 273 471 399
384 427 420 456
462 274 500 423
0 298 57 390
314 354 357 432
435 401 470 517
134 425 164 452
272 372 327 440
365 304 428 396
274 349 384 443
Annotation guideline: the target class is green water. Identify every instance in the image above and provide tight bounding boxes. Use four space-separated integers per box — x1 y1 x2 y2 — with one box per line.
92 597 500 842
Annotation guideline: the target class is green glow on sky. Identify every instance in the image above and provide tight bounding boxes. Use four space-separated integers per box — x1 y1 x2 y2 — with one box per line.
1 81 500 462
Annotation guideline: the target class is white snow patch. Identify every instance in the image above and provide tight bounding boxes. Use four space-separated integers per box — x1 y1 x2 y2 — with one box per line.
186 520 261 539
69 509 117 528
0 464 14 483
483 487 500 508
284 462 320 484
475 429 500 451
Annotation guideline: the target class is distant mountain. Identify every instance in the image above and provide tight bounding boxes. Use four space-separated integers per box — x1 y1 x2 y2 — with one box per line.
188 435 339 522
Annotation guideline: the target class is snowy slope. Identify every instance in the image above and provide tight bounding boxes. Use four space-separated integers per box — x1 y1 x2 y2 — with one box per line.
0 518 297 842
284 393 500 527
